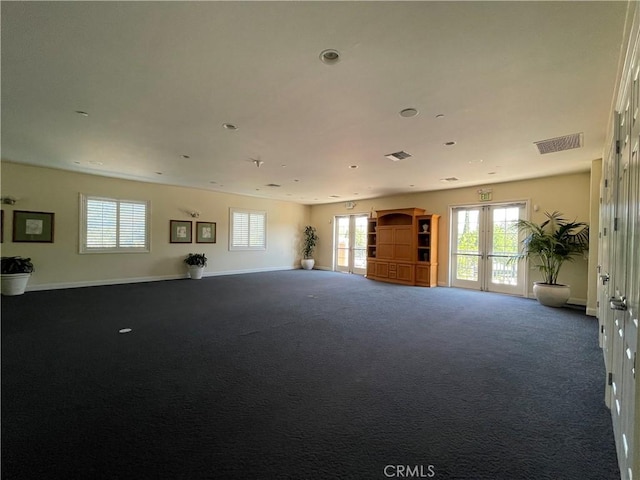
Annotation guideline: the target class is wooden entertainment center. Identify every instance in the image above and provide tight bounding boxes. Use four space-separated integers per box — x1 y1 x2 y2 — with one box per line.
366 208 440 287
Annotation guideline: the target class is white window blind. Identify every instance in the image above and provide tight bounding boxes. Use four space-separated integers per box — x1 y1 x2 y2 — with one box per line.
230 208 266 250
80 194 150 253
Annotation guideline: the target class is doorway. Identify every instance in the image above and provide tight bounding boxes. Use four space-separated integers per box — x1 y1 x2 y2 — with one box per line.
334 214 368 275
450 202 527 295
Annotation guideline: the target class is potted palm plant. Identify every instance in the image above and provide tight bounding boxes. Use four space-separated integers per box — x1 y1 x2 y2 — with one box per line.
301 225 319 270
1 256 34 295
184 253 207 280
515 211 589 307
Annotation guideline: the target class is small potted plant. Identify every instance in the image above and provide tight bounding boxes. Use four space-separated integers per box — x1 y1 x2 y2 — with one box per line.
301 225 319 270
515 211 589 307
184 253 207 280
1 256 35 295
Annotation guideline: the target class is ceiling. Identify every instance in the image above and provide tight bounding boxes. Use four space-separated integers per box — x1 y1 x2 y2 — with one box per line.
1 1 630 205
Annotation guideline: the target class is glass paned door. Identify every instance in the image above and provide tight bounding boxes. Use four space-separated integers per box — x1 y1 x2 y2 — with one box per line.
451 203 526 295
451 208 483 289
334 215 368 275
487 206 523 295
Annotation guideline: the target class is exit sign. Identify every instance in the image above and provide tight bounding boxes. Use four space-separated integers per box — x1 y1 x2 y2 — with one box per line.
478 190 492 202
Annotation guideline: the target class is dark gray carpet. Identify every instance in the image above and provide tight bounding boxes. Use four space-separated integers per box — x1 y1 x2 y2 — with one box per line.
1 270 619 479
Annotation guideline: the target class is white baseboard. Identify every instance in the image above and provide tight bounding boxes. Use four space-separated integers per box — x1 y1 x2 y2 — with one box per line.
26 266 297 292
312 265 333 271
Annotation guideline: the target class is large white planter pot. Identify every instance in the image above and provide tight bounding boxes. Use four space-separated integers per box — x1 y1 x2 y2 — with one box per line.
533 282 570 307
1 273 31 296
301 259 315 270
188 265 204 280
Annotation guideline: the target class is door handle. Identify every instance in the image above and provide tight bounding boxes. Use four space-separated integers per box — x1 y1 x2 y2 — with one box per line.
610 296 628 311
600 273 610 285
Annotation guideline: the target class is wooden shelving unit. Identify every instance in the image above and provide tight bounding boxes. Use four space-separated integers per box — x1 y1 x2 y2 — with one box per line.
367 217 377 260
415 214 440 287
365 208 439 287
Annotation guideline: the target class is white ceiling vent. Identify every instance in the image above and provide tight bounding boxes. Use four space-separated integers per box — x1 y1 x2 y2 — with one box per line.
385 151 412 162
534 132 583 155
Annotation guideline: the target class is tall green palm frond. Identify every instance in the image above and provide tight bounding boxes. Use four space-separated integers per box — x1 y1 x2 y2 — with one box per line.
515 211 589 285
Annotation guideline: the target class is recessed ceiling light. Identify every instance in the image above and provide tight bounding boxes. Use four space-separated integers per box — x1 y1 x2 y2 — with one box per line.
223 123 238 130
281 164 287 168
294 179 299 182
400 108 419 118
349 165 358 169
73 161 81 165
435 114 445 119
75 110 89 117
155 172 163 175
266 183 281 187
329 195 341 198
319 49 340 65
209 181 217 184
444 141 456 146
181 154 190 159
488 172 497 175
409 184 415 187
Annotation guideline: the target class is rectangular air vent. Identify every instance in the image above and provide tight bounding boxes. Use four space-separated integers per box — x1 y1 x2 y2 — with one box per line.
385 151 412 161
534 132 583 154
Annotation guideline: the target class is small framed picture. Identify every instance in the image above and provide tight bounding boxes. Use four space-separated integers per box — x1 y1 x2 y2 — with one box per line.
170 220 192 243
196 222 216 244
13 210 55 243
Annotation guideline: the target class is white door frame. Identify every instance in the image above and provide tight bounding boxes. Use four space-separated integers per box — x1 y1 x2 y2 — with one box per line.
333 214 368 275
449 201 528 296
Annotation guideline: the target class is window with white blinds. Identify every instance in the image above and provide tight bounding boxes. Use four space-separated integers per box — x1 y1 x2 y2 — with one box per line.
80 194 150 253
230 208 266 251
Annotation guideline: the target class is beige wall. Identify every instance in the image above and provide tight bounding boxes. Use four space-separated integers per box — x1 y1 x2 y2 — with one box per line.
1 162 309 289
310 171 594 305
1 162 596 307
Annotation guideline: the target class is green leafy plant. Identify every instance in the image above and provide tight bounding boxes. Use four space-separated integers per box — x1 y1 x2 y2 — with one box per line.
184 253 207 267
302 225 319 259
1 256 35 274
515 211 589 285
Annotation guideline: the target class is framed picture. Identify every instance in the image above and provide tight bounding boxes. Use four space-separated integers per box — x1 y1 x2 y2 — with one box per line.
170 220 192 243
13 210 55 243
196 222 216 244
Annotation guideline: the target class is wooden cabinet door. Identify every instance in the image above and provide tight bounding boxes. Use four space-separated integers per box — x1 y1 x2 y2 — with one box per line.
393 226 413 261
396 263 414 283
375 262 389 278
415 265 430 286
376 227 394 259
366 260 377 277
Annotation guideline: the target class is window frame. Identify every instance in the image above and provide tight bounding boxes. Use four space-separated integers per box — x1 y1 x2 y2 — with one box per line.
79 193 151 254
229 208 267 251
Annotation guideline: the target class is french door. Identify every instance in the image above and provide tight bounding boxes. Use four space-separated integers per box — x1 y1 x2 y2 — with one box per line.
601 68 639 480
334 214 368 275
450 203 526 295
